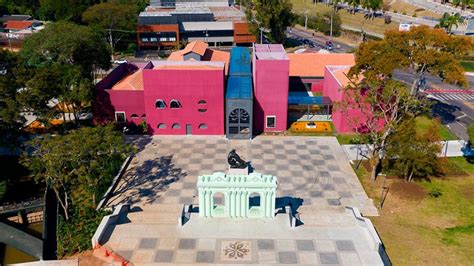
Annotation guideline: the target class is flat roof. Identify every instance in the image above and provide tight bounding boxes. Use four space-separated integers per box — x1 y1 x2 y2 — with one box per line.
327 65 352 87
181 21 233 31
151 60 225 70
254 44 288 60
288 53 355 77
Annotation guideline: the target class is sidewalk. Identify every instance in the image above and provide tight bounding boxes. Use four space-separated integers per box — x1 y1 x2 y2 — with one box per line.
341 140 471 161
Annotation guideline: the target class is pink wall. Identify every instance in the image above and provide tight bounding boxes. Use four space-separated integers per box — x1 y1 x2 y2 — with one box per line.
143 69 225 135
94 89 145 126
323 67 364 133
253 59 289 133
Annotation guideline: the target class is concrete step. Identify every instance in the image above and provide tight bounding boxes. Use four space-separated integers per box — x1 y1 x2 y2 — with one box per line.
127 211 180 224
133 203 184 213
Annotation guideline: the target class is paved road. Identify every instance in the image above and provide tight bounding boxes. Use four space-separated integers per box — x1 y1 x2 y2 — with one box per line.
393 69 474 140
288 27 354 53
405 0 474 17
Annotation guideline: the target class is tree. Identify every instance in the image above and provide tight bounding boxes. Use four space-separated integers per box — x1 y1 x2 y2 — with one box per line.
436 12 464 34
246 0 295 43
0 50 26 149
345 0 360 14
307 11 342 36
20 22 111 123
21 21 111 78
350 25 473 95
385 119 442 181
340 78 429 181
361 0 382 19
21 125 132 220
82 2 138 60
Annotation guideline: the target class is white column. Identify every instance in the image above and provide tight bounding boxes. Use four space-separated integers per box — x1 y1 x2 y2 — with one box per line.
199 189 204 217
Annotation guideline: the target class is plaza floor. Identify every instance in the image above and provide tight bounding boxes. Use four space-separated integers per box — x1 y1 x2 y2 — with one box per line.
103 136 382 265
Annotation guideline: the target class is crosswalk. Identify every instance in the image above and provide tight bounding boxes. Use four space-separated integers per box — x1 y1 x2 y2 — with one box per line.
428 93 474 102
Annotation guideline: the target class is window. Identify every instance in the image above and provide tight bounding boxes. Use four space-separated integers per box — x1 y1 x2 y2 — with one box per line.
172 123 181 129
170 99 181 109
198 108 207 113
155 99 166 109
131 114 139 119
141 114 146 118
141 38 149 42
159 37 167 42
115 112 126 123
150 37 158 42
198 124 208 129
229 126 239 134
169 37 176 41
198 100 207 105
266 116 276 128
157 123 166 129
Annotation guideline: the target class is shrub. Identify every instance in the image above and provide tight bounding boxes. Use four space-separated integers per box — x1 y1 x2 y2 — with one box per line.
413 13 417 17
402 11 407 15
57 208 110 257
428 187 442 198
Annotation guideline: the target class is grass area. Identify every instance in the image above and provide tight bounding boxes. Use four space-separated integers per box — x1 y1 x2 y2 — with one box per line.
353 160 474 265
415 116 458 140
388 0 442 18
461 61 474 72
291 1 399 36
335 134 359 144
448 157 474 175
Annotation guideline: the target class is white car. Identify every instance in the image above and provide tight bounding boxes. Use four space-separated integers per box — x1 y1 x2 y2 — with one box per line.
113 59 128 64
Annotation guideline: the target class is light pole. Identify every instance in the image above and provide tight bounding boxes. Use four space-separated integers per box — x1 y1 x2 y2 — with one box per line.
303 10 309 30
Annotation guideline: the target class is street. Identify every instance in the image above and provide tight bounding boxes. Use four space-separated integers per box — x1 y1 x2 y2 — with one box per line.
287 27 354 53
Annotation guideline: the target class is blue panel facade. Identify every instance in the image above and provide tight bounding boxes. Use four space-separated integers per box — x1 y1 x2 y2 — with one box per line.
226 47 253 139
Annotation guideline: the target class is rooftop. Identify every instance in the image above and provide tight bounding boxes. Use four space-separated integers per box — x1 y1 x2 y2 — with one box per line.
288 53 355 77
152 60 225 70
168 41 230 73
254 44 288 60
326 65 352 87
4 20 33 30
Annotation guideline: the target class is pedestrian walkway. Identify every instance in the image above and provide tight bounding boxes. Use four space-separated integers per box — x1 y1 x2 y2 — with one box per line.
428 93 474 102
341 140 470 161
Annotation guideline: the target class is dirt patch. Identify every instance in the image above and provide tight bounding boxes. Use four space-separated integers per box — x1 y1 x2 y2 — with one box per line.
461 185 474 200
389 181 426 201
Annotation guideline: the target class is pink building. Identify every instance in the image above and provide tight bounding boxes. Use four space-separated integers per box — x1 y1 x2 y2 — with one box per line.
323 65 367 133
252 44 289 133
143 61 225 135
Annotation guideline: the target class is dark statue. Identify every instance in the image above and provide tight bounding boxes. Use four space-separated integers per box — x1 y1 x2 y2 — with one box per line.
227 149 247 169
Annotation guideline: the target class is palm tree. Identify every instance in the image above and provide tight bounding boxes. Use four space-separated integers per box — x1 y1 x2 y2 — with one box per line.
437 12 464 34
452 0 470 10
345 0 360 14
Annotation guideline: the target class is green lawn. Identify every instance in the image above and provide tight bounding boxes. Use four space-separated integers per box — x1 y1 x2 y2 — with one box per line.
448 157 474 175
461 61 474 72
291 0 399 36
415 116 458 141
354 161 474 265
335 134 360 144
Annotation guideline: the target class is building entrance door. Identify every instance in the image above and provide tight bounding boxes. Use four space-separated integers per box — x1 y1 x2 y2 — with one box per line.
186 124 192 135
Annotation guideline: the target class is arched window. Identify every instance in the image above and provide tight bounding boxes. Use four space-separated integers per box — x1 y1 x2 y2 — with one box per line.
155 99 166 109
130 114 139 119
157 123 166 129
170 99 181 109
198 100 207 105
249 192 261 208
198 108 207 113
198 124 208 129
172 123 181 129
141 114 146 118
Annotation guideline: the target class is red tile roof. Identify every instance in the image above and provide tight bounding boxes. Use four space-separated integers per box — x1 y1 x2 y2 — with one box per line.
4 21 33 30
110 70 144 91
182 40 208 56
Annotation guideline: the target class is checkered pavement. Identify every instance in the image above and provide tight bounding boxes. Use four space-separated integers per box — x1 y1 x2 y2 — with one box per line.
114 236 361 265
108 136 375 215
